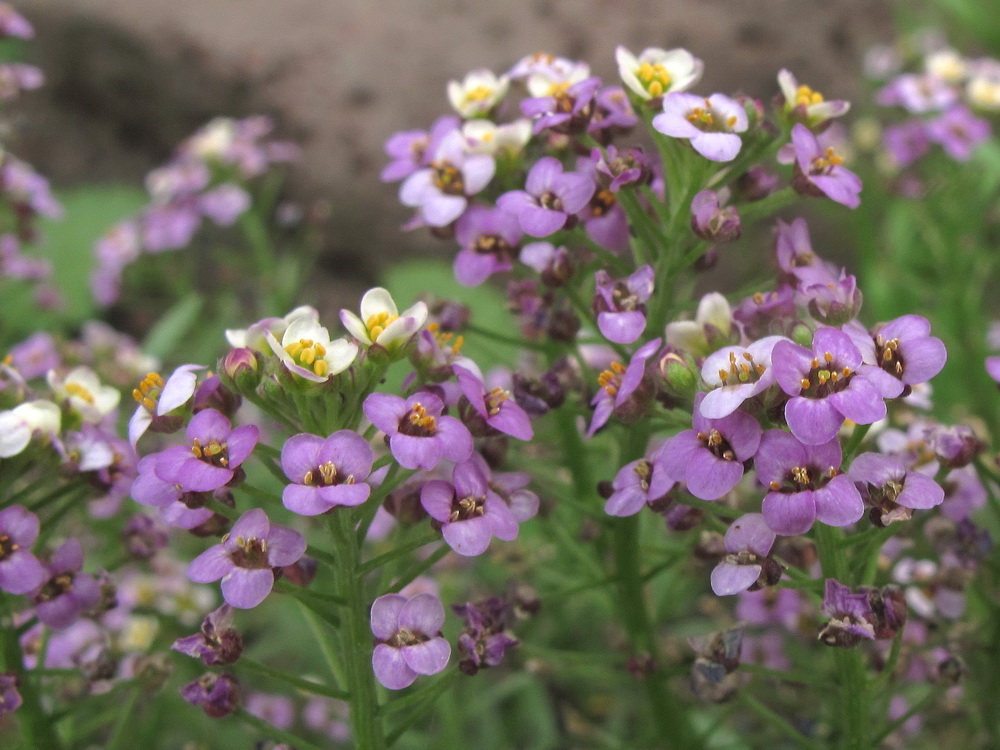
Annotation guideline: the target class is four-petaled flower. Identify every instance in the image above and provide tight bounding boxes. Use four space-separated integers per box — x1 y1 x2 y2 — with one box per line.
281 431 374 515
364 392 473 470
340 287 428 354
371 593 451 690
652 93 748 161
153 409 259 493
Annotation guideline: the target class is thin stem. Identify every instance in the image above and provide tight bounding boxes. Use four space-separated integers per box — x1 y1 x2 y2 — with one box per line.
104 684 142 750
357 532 440 574
239 657 350 701
237 708 327 750
388 545 449 593
738 691 822 750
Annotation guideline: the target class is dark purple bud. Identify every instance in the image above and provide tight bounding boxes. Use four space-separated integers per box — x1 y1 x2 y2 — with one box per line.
689 626 744 702
383 482 430 525
122 514 168 560
0 674 22 718
693 247 718 272
546 308 581 343
429 300 471 332
193 375 241 418
691 190 742 242
867 584 907 639
665 503 702 531
180 672 241 717
937 653 966 685
512 371 565 418
282 556 318 587
733 167 779 202
82 648 118 682
627 652 656 679
172 605 244 667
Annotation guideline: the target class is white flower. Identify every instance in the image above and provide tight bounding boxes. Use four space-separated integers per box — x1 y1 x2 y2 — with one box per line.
925 49 966 83
47 366 120 423
968 75 1000 110
777 69 850 125
266 313 357 382
615 46 703 100
127 364 205 445
340 287 428 351
186 117 237 160
462 119 532 156
226 305 320 350
0 400 61 458
447 69 509 118
664 292 732 354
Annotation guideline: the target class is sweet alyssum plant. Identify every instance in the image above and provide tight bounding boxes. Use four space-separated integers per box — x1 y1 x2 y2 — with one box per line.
2 8 999 748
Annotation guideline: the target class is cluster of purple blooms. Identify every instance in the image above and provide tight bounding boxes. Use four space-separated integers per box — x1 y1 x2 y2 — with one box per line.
90 116 300 305
870 36 996 167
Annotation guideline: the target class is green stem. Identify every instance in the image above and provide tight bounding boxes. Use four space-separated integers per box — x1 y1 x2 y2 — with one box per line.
296 602 348 691
239 657 350 701
330 511 386 750
388 545 449 593
237 708 327 750
738 691 822 750
104 684 141 750
358 531 440 574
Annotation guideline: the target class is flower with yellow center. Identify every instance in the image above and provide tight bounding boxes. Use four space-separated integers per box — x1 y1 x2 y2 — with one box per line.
447 69 510 118
266 309 357 383
777 69 850 128
615 45 703 101
47 366 120 423
340 287 428 353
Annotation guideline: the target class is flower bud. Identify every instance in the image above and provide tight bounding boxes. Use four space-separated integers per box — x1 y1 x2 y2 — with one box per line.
221 347 261 393
658 352 698 400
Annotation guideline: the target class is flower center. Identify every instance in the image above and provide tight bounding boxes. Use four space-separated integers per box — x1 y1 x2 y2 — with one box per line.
228 535 270 569
637 61 672 97
598 361 626 396
465 84 496 103
717 350 767 386
451 493 486 522
191 438 229 468
284 338 330 378
65 382 95 405
539 191 563 212
400 403 438 437
432 161 465 195
632 459 653 491
132 371 165 412
303 460 355 487
686 100 738 132
388 627 429 648
794 84 825 108
37 573 73 602
798 351 853 398
0 534 19 560
427 323 465 355
484 387 510 417
473 233 515 261
589 188 616 218
697 428 736 461
809 147 844 175
611 283 641 311
769 463 838 492
874 335 904 379
365 311 400 341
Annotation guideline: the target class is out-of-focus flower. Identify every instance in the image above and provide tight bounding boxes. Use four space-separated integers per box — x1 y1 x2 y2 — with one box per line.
371 592 450 689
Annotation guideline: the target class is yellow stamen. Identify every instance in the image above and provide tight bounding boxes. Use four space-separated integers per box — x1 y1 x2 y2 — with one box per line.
66 382 95 405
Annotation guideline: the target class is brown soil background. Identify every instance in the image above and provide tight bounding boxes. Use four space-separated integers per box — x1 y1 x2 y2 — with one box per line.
14 0 895 302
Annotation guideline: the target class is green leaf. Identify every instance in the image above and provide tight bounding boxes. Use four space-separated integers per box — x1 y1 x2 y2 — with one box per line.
141 291 205 361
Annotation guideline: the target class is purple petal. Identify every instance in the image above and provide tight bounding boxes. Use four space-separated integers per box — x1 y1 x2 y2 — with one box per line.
281 434 324 482
188 545 233 583
896 472 945 510
785 396 844 445
187 409 232 443
898 337 947 384
686 451 743 501
373 644 417 690
813 476 864 527
0 505 39 545
555 173 596 214
518 204 567 237
420 480 457 522
0 553 47 595
762 491 816 535
691 132 742 162
319 431 374 479
265 525 307 567
711 562 762 596
525 157 562 195
725 513 776 555
597 310 646 344
435 417 474 463
230 508 270 542
485 495 519 541
371 594 407 639
36 594 81 629
397 592 446 634
402 638 451 676
222 568 274 609
827 378 886 426
489 403 534 441
442 516 493 556
364 393 406 435
51 539 83 573
282 484 328 516
226 425 260 468
605 486 648 516
390 433 441 470
317 483 371 508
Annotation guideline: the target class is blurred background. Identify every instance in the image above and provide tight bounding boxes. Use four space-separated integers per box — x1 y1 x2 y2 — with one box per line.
13 0 897 306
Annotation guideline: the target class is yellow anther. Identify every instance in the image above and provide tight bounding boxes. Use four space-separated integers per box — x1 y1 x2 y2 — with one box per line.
285 341 304 358
465 84 494 102
65 383 95 405
141 397 156 411
313 359 329 377
300 348 316 366
795 84 825 107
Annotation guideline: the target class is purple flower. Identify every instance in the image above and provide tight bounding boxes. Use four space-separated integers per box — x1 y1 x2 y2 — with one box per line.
399 130 495 227
592 145 650 192
794 266 863 325
381 116 459 182
652 93 749 161
593 265 654 344
0 673 21 718
576 155 629 252
819 579 876 647
691 190 741 242
181 673 241 718
153 409 259 492
141 201 201 252
371 592 451 690
31 540 101 629
421 460 519 556
497 157 594 237
756 430 864 535
172 604 244 666
848 452 944 526
187 509 306 609
454 364 533 441
520 241 573 286
605 449 675 516
0 5 34 39
280 431 374 515
521 76 601 134
877 73 957 113
8 332 60 380
453 597 519 675
711 513 780 596
471 452 539 522
845 315 947 399
588 338 660 436
699 336 788 419
199 183 251 226
0 505 47 595
926 105 991 161
661 394 761 501
453 206 522 287
130 455 217 530
883 120 930 167
772 327 886 445
364 392 473 471
588 85 639 135
788 124 862 208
